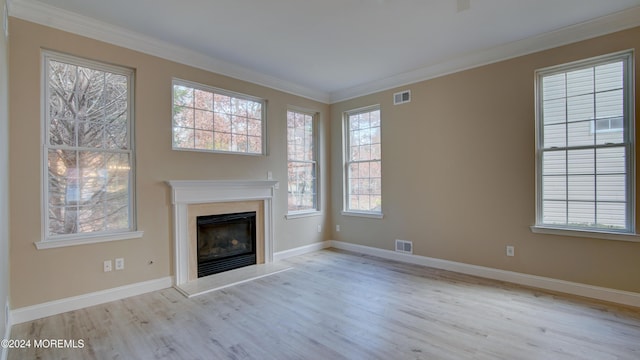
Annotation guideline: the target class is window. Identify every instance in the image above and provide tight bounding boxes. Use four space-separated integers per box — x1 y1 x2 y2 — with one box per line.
43 51 136 243
535 51 634 236
287 109 318 213
344 106 382 216
172 80 265 155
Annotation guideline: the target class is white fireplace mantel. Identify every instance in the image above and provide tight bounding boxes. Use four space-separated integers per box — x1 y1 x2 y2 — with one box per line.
167 180 279 286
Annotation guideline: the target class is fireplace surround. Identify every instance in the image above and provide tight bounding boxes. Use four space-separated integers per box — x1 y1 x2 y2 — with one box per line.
167 180 278 288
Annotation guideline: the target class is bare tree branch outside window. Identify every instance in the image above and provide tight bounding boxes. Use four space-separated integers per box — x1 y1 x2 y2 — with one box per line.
287 110 317 212
45 55 133 238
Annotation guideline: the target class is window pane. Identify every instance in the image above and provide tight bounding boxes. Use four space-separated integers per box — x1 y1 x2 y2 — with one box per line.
195 130 213 150
596 147 625 174
174 106 194 128
542 151 566 175
287 110 317 212
537 53 631 232
194 89 213 110
543 123 566 148
567 149 594 175
105 116 128 150
566 68 593 97
543 200 567 225
597 203 626 229
173 82 264 154
596 175 625 202
568 201 595 227
287 162 316 211
542 73 565 100
346 107 381 213
596 89 623 120
567 121 593 147
595 62 623 92
173 127 194 148
194 110 213 131
567 94 593 123
567 175 594 201
46 54 133 238
174 85 193 107
49 118 76 147
542 175 566 201
543 98 566 125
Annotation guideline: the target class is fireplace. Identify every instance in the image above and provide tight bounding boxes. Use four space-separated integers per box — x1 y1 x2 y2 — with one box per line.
167 180 278 287
197 211 257 277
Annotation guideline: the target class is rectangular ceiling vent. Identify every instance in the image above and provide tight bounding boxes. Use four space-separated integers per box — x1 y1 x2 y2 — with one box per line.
393 90 411 105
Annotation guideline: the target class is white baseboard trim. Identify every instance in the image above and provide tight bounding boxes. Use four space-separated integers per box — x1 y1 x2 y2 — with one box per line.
329 240 640 308
11 276 172 325
273 241 331 261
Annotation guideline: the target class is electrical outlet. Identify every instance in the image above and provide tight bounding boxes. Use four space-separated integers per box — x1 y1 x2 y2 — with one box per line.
267 171 273 180
115 258 125 270
506 245 515 257
317 224 321 233
104 260 112 272
336 225 340 232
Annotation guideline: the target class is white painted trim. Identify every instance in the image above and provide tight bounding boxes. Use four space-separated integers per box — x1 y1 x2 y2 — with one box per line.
273 241 331 261
10 276 172 325
166 180 278 286
8 1 640 104
329 240 640 308
329 6 640 103
35 231 144 249
530 226 640 243
340 211 384 219
8 0 329 103
285 211 322 220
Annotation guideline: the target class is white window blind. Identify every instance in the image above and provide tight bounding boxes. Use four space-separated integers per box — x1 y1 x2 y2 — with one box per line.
536 51 634 234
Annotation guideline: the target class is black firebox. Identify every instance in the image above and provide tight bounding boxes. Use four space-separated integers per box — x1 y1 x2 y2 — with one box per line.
196 211 257 277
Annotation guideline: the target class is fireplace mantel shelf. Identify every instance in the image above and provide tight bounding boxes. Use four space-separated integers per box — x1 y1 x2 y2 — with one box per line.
167 180 279 205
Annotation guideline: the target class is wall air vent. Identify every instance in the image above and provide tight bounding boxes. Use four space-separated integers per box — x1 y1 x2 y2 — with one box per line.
393 90 411 105
395 239 413 254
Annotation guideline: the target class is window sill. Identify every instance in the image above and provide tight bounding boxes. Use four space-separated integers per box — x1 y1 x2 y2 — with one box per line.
35 231 144 249
530 226 640 242
341 211 384 219
285 211 322 220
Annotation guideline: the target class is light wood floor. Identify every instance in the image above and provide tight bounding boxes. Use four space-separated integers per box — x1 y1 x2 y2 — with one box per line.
9 249 640 359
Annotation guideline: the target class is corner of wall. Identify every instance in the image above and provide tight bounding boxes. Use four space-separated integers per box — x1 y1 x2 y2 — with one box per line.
0 0 11 356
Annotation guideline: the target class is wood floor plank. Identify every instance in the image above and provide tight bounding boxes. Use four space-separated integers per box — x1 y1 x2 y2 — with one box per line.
8 249 640 359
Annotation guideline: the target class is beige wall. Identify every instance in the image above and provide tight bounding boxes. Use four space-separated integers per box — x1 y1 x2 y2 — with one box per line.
331 26 640 293
8 18 330 308
7 16 640 310
1 0 10 338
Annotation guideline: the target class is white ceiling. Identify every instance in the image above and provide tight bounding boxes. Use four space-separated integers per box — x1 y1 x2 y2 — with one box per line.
9 0 640 102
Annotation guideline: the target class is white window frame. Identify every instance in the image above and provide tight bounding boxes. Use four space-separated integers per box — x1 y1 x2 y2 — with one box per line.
532 50 638 242
38 51 142 249
172 79 267 155
342 105 383 219
285 107 320 218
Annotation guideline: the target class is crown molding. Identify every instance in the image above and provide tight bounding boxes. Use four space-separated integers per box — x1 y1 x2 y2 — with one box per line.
7 1 640 105
7 0 331 103
329 6 640 103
